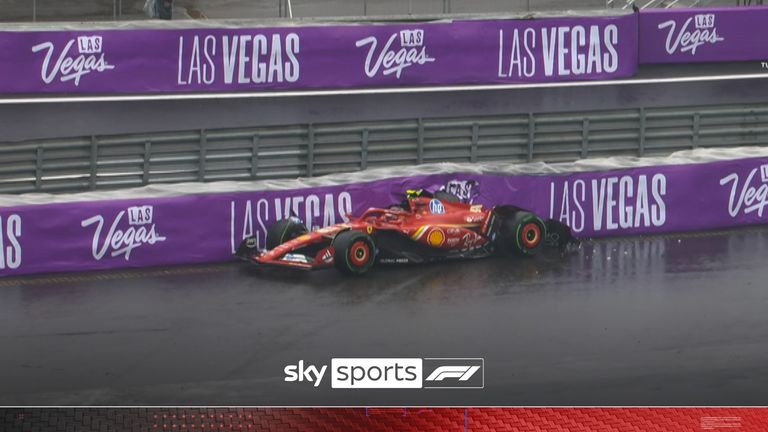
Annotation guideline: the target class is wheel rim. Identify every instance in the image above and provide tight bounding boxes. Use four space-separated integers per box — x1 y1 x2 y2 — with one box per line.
348 240 371 267
521 222 541 249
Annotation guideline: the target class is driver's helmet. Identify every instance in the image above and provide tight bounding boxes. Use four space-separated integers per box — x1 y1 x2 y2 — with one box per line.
406 189 424 200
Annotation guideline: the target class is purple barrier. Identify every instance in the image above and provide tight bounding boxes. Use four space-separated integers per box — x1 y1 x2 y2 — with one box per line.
1 155 767 277
639 7 768 63
0 14 637 94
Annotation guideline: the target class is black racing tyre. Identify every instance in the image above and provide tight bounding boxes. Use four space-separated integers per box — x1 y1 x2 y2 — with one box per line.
433 191 461 203
501 211 547 256
266 217 308 250
333 230 376 275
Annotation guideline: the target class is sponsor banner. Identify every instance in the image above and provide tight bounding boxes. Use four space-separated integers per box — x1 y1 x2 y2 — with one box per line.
1 155 767 277
638 7 768 63
0 14 637 94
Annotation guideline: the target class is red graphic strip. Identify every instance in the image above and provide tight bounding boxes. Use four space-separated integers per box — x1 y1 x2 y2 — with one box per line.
2 407 766 431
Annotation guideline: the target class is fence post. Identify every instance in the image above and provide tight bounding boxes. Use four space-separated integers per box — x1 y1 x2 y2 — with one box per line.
361 129 369 170
471 123 479 163
307 124 315 177
199 129 207 182
32 0 36 22
143 140 151 185
527 113 535 162
35 147 43 191
90 136 98 190
581 118 590 158
692 112 700 149
251 134 260 179
639 108 646 157
417 118 425 164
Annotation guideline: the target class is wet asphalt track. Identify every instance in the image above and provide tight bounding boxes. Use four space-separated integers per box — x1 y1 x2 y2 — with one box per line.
2 227 768 406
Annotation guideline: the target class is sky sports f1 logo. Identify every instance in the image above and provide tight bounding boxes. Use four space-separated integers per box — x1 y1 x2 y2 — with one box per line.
284 358 484 389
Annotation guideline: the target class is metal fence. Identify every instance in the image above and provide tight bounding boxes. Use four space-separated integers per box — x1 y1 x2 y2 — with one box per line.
1 101 768 194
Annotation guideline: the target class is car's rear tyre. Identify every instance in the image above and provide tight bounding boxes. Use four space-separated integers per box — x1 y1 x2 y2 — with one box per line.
266 217 308 250
501 211 547 256
333 230 376 275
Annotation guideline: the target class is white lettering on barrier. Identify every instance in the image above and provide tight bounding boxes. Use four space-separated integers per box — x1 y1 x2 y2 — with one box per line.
356 29 435 79
176 33 300 86
32 36 115 87
81 206 166 261
658 14 724 56
499 24 618 79
0 215 22 270
720 167 768 218
229 192 353 252
549 173 667 233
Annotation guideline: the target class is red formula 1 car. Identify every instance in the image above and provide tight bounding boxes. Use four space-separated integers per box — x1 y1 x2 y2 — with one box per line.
236 190 575 275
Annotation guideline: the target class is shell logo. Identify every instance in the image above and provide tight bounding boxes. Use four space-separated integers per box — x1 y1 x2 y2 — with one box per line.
427 229 445 247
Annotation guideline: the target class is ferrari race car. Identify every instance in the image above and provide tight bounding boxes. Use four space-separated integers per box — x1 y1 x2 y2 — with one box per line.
236 189 576 275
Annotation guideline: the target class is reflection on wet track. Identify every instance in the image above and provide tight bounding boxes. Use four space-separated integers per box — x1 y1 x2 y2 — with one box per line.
1 227 768 406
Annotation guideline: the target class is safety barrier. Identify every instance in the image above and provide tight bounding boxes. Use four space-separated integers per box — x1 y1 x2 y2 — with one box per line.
1 147 767 277
2 101 767 194
2 6 768 95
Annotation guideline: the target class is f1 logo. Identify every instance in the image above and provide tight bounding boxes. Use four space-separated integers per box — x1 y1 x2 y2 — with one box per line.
426 366 480 381
423 358 484 389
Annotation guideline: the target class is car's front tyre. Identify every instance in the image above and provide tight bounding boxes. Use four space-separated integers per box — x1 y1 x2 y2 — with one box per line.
266 217 308 250
333 230 376 275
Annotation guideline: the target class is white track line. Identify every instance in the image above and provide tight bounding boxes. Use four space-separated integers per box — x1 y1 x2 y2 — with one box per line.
1 72 767 104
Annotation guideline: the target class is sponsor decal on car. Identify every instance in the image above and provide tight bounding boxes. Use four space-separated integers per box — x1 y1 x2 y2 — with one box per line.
465 214 484 223
427 228 446 247
282 253 312 264
319 249 334 263
429 199 445 214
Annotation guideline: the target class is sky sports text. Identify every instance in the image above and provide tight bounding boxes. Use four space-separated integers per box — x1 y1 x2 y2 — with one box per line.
284 358 484 389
